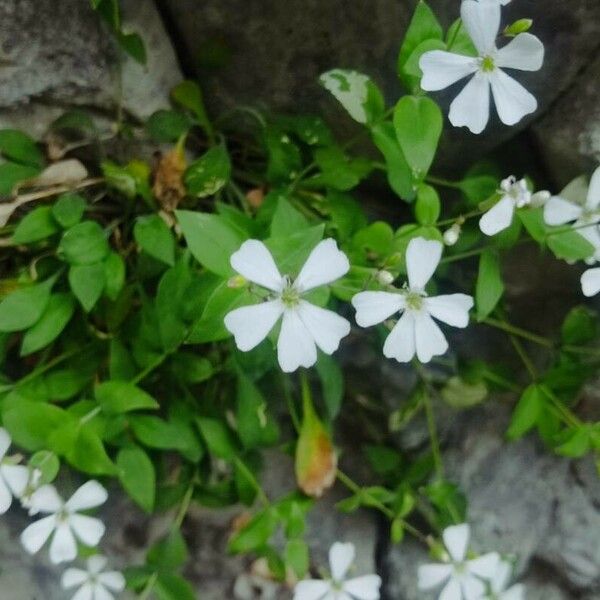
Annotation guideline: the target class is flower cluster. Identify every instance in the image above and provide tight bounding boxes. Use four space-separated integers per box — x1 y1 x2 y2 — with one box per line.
225 237 474 371
0 427 124 600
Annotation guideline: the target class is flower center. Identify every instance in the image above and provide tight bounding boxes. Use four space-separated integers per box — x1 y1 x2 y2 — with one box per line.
405 289 424 311
280 278 301 307
480 55 495 72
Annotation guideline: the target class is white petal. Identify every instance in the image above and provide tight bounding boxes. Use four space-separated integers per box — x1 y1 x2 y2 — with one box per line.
98 571 126 592
1 464 29 497
230 240 283 292
224 300 284 351
461 0 501 55
294 579 332 600
467 552 500 579
277 309 317 372
424 294 473 328
496 33 544 71
449 72 491 134
576 219 600 251
69 514 106 547
0 427 10 459
479 195 515 236
0 476 12 514
406 237 443 291
585 166 600 210
414 312 449 363
28 484 63 513
352 291 406 327
383 311 416 363
490 560 512 594
490 69 537 126
65 480 108 512
61 568 89 589
581 268 600 297
297 301 350 355
93 583 116 600
543 196 582 226
419 51 479 91
443 524 470 562
461 574 486 600
49 522 78 564
418 564 454 590
20 515 57 555
71 583 94 600
295 239 350 292
329 542 355 581
87 554 108 574
342 575 382 600
501 584 526 600
439 577 462 600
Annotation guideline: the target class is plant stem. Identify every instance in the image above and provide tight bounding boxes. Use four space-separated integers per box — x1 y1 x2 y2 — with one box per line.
233 457 270 507
482 317 553 348
174 480 196 529
509 335 537 380
425 175 462 190
138 572 158 600
440 247 486 264
130 352 169 385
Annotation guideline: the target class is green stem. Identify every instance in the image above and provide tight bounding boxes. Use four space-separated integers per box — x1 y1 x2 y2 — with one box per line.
447 19 463 51
509 335 537 380
482 317 554 348
436 209 485 228
174 480 196 529
233 457 270 507
425 175 462 190
130 352 169 385
440 247 487 264
138 572 158 600
281 373 301 432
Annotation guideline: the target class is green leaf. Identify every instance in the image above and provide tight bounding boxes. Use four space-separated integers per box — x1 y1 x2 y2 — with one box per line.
196 417 237 459
446 18 478 55
266 224 325 275
95 381 159 414
403 38 446 81
415 183 440 225
155 574 196 600
0 279 53 332
561 306 599 345
12 206 60 244
171 80 212 139
59 221 109 265
104 252 126 301
475 250 504 321
316 353 344 419
263 127 302 184
184 145 231 197
507 384 544 440
458 175 498 206
134 214 175 266
69 263 106 312
0 162 40 195
270 196 309 238
176 210 245 277
547 229 595 261
555 427 591 458
313 146 372 191
393 95 442 178
518 207 546 243
0 129 44 167
228 509 277 554
29 450 60 484
117 446 156 512
397 1 443 92
370 122 415 201
319 69 384 125
441 376 487 408
170 352 214 383
147 529 188 570
117 31 146 64
52 193 86 228
236 372 279 449
21 293 75 356
285 539 309 578
146 110 191 143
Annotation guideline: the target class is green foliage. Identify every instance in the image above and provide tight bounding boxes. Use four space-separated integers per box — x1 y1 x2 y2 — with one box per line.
475 250 504 320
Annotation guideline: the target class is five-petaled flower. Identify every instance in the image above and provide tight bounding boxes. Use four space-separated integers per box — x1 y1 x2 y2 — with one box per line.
224 239 351 373
21 480 107 564
480 175 549 236
418 523 500 600
352 237 473 363
483 560 525 600
419 0 544 133
0 427 29 515
294 541 381 600
544 167 600 263
61 555 126 600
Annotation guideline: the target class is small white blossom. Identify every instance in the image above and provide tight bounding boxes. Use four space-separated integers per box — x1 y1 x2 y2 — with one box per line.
420 0 544 133
544 167 600 262
418 524 500 600
376 270 395 285
483 560 525 600
0 428 29 514
224 239 351 372
480 176 549 236
294 542 381 600
443 223 462 246
62 555 126 600
21 480 107 564
352 238 473 363
581 268 600 297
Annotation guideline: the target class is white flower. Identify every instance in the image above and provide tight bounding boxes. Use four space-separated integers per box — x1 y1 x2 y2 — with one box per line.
62 555 126 600
581 268 600 297
320 69 370 124
544 167 600 262
0 428 29 514
479 176 549 236
483 561 525 600
21 480 107 564
224 239 351 372
352 237 473 363
418 524 500 600
419 0 544 133
294 542 381 600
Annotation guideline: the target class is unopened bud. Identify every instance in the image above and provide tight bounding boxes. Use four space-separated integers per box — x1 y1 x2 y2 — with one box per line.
377 270 395 285
443 224 461 246
227 274 247 288
530 190 551 207
503 18 533 37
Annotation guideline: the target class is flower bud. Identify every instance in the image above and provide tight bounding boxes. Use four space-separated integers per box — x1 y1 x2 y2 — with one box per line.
504 18 533 37
377 270 395 285
443 224 461 246
530 190 551 207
